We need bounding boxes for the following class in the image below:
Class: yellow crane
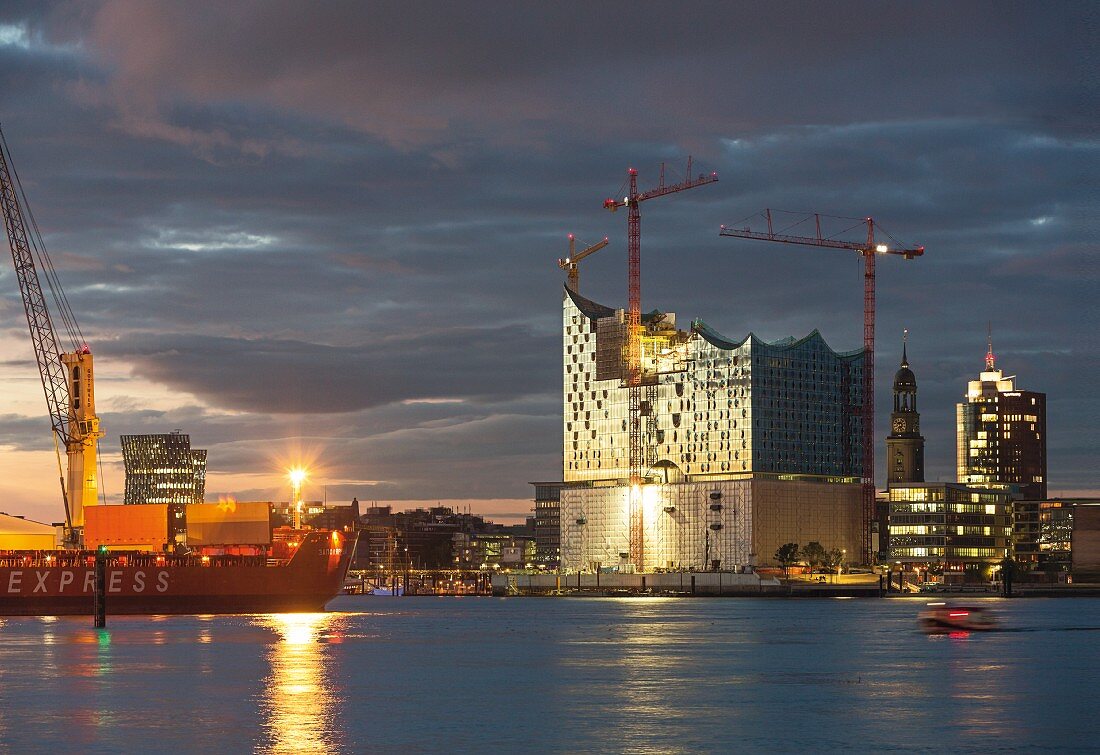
[558,234,608,292]
[0,126,103,544]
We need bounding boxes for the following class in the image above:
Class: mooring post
[93,545,108,628]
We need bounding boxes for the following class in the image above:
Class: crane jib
[0,126,102,536]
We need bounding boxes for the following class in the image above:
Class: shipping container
[84,504,169,550]
[186,501,271,546]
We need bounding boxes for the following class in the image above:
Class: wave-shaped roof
[564,285,615,320]
[693,319,864,360]
[565,285,863,359]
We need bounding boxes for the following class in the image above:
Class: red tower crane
[719,210,923,563]
[603,157,717,570]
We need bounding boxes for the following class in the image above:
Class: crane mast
[604,158,717,571]
[0,126,101,539]
[720,211,923,563]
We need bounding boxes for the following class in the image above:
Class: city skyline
[0,3,1093,525]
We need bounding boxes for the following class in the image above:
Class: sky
[0,1,1094,525]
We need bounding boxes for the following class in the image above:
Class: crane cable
[0,127,85,351]
[51,431,73,532]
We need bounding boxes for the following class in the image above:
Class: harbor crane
[0,125,102,544]
[558,234,609,292]
[603,157,717,570]
[719,210,923,563]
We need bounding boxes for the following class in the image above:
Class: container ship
[0,127,355,616]
[0,527,354,616]
[0,502,356,615]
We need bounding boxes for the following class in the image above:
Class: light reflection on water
[0,598,1095,752]
[255,613,342,755]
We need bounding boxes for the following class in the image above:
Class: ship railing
[0,552,274,569]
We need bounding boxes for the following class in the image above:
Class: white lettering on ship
[2,568,172,594]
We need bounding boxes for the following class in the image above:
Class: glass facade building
[888,482,1012,580]
[120,432,207,506]
[1038,499,1100,574]
[530,482,564,568]
[956,353,1046,500]
[561,287,864,571]
[563,287,865,485]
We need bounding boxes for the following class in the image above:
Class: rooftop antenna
[985,322,995,371]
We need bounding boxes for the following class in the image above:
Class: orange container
[84,504,168,550]
[186,501,271,546]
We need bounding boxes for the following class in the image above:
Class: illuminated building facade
[888,482,1012,580]
[530,482,564,568]
[1037,499,1100,575]
[120,432,207,506]
[560,287,864,571]
[956,344,1046,500]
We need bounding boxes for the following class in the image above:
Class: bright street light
[288,467,308,529]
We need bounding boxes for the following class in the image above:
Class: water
[0,597,1096,753]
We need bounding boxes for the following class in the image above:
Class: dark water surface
[0,596,1096,753]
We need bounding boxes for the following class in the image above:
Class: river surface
[0,596,1096,753]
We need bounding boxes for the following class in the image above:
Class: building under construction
[560,286,865,572]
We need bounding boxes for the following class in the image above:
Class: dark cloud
[98,327,556,414]
[0,2,1093,505]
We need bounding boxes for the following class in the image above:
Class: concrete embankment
[491,572,884,598]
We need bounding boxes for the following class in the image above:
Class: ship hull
[0,530,354,616]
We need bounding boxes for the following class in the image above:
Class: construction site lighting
[876,244,889,252]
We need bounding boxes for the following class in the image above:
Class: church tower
[886,330,925,483]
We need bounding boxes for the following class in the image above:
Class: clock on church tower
[886,331,925,484]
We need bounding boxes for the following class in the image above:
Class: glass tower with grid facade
[888,482,1013,581]
[956,348,1046,500]
[560,287,865,571]
[120,432,207,506]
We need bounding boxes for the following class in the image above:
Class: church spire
[902,328,909,368]
[985,322,996,371]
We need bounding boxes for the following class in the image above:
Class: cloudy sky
[0,2,1094,525]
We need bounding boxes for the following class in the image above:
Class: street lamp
[288,468,307,530]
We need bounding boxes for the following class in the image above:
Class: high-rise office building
[530,482,564,569]
[120,432,207,506]
[956,337,1046,500]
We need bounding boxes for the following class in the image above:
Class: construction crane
[603,157,717,571]
[0,125,102,544]
[558,234,609,292]
[719,210,923,563]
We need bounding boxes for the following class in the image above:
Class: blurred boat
[918,602,998,632]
